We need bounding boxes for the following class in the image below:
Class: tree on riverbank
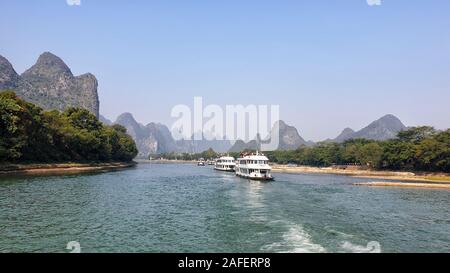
[263,128,450,173]
[154,148,219,161]
[153,127,450,173]
[0,91,138,163]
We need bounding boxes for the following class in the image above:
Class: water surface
[0,163,449,253]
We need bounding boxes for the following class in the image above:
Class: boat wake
[341,241,381,253]
[261,224,326,253]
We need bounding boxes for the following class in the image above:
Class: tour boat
[197,158,206,166]
[214,156,236,172]
[235,151,274,181]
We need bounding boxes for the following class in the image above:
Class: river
[0,163,449,253]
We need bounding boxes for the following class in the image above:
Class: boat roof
[238,155,269,160]
[218,156,235,160]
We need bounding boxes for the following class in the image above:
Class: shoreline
[140,160,450,183]
[4,160,449,189]
[354,181,450,190]
[271,164,450,183]
[135,159,197,164]
[0,162,136,176]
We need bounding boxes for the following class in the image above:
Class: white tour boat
[197,158,206,166]
[235,151,274,181]
[214,156,236,172]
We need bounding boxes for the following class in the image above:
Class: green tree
[0,91,138,163]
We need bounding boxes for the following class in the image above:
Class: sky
[1,0,449,141]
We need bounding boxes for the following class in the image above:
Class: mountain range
[110,112,233,157]
[326,114,407,142]
[108,113,406,158]
[1,52,408,158]
[228,120,311,152]
[0,52,99,116]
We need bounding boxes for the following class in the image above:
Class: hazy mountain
[145,122,178,154]
[99,115,113,125]
[114,113,176,158]
[330,114,406,142]
[228,120,309,152]
[115,114,407,156]
[0,52,99,117]
[175,136,233,154]
[276,120,308,150]
[114,113,232,157]
[0,55,20,90]
[328,128,356,143]
[228,134,262,153]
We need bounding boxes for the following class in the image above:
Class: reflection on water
[245,181,265,209]
[0,163,449,253]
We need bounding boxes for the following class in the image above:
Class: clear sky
[1,0,449,141]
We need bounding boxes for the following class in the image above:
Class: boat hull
[214,167,235,172]
[236,173,274,181]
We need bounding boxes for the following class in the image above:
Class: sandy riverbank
[271,165,450,183]
[354,181,450,190]
[0,162,136,176]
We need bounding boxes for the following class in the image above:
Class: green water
[0,163,449,253]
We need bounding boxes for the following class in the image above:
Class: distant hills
[101,113,408,158]
[327,114,406,142]
[0,52,99,117]
[105,114,316,157]
[114,113,178,158]
[331,128,355,143]
[228,120,310,152]
[228,136,262,153]
[111,112,232,158]
[229,115,407,154]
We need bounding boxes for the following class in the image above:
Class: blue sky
[1,0,449,141]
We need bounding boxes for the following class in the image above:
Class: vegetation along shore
[0,91,138,172]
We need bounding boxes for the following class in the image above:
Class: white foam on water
[341,241,381,253]
[261,224,326,253]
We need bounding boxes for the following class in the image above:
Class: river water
[0,163,449,253]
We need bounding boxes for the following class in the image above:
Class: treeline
[0,91,138,163]
[154,148,218,161]
[265,127,450,172]
[154,127,450,173]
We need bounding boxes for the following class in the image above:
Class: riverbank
[271,164,450,183]
[137,160,450,184]
[136,159,197,164]
[0,162,136,176]
[354,181,450,190]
